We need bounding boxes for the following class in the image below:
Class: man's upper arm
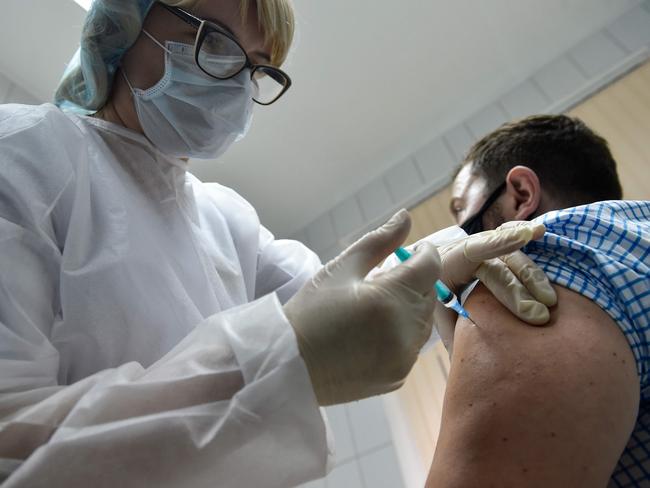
[427,284,640,487]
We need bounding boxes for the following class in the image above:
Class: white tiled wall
[346,397,393,453]
[297,396,404,488]
[385,157,423,206]
[533,56,588,101]
[500,79,550,120]
[570,31,627,78]
[465,103,509,140]
[358,445,405,488]
[413,137,455,183]
[607,3,650,52]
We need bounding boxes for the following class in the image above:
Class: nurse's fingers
[500,251,557,306]
[376,242,441,297]
[322,209,411,283]
[476,258,551,325]
[464,222,546,262]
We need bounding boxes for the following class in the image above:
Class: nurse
[0,0,556,486]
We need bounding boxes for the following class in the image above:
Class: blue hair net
[54,0,156,114]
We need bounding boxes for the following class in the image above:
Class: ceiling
[0,0,640,237]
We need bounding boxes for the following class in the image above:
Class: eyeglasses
[159,3,291,106]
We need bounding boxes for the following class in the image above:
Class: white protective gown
[0,103,332,487]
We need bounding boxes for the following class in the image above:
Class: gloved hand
[284,209,440,406]
[433,220,557,352]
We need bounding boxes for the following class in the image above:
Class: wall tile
[331,196,365,239]
[500,79,550,119]
[607,4,650,52]
[290,229,310,247]
[346,397,392,454]
[325,461,364,488]
[413,136,456,183]
[325,405,357,464]
[305,213,337,254]
[296,477,326,488]
[443,124,474,161]
[384,157,424,205]
[359,445,405,488]
[466,103,509,139]
[570,31,627,77]
[533,56,587,101]
[357,178,393,223]
[317,241,341,263]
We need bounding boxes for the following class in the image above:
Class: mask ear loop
[120,30,172,98]
[142,29,172,54]
[460,181,508,235]
[121,69,135,93]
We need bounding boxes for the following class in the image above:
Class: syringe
[394,247,475,325]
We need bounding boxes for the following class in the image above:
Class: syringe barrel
[434,280,453,302]
[442,293,461,309]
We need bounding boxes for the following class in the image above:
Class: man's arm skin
[426,285,640,487]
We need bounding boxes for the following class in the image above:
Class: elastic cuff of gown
[218,293,334,480]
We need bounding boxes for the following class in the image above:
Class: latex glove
[434,221,557,352]
[284,209,440,406]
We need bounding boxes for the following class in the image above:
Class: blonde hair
[55,0,295,114]
[164,0,295,67]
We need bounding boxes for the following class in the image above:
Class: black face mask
[460,182,507,235]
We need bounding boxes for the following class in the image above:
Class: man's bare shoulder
[427,284,639,487]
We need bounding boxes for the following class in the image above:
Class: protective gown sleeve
[254,225,322,304]
[0,218,330,488]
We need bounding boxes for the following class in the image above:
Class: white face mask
[123,30,254,160]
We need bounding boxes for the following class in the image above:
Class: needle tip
[460,311,477,326]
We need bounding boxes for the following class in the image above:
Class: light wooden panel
[392,60,650,475]
[405,186,456,246]
[568,61,650,200]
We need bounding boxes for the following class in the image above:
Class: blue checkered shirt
[523,200,650,487]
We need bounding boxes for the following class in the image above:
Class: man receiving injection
[382,220,555,351]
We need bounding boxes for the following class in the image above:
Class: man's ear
[504,166,541,220]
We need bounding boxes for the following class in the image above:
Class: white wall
[0,71,41,105]
[293,1,650,263]
[298,397,405,488]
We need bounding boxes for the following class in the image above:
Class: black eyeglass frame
[158,2,292,106]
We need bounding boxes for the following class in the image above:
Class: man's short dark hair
[464,114,623,206]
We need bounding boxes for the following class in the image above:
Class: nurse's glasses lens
[252,66,290,105]
[197,30,247,78]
